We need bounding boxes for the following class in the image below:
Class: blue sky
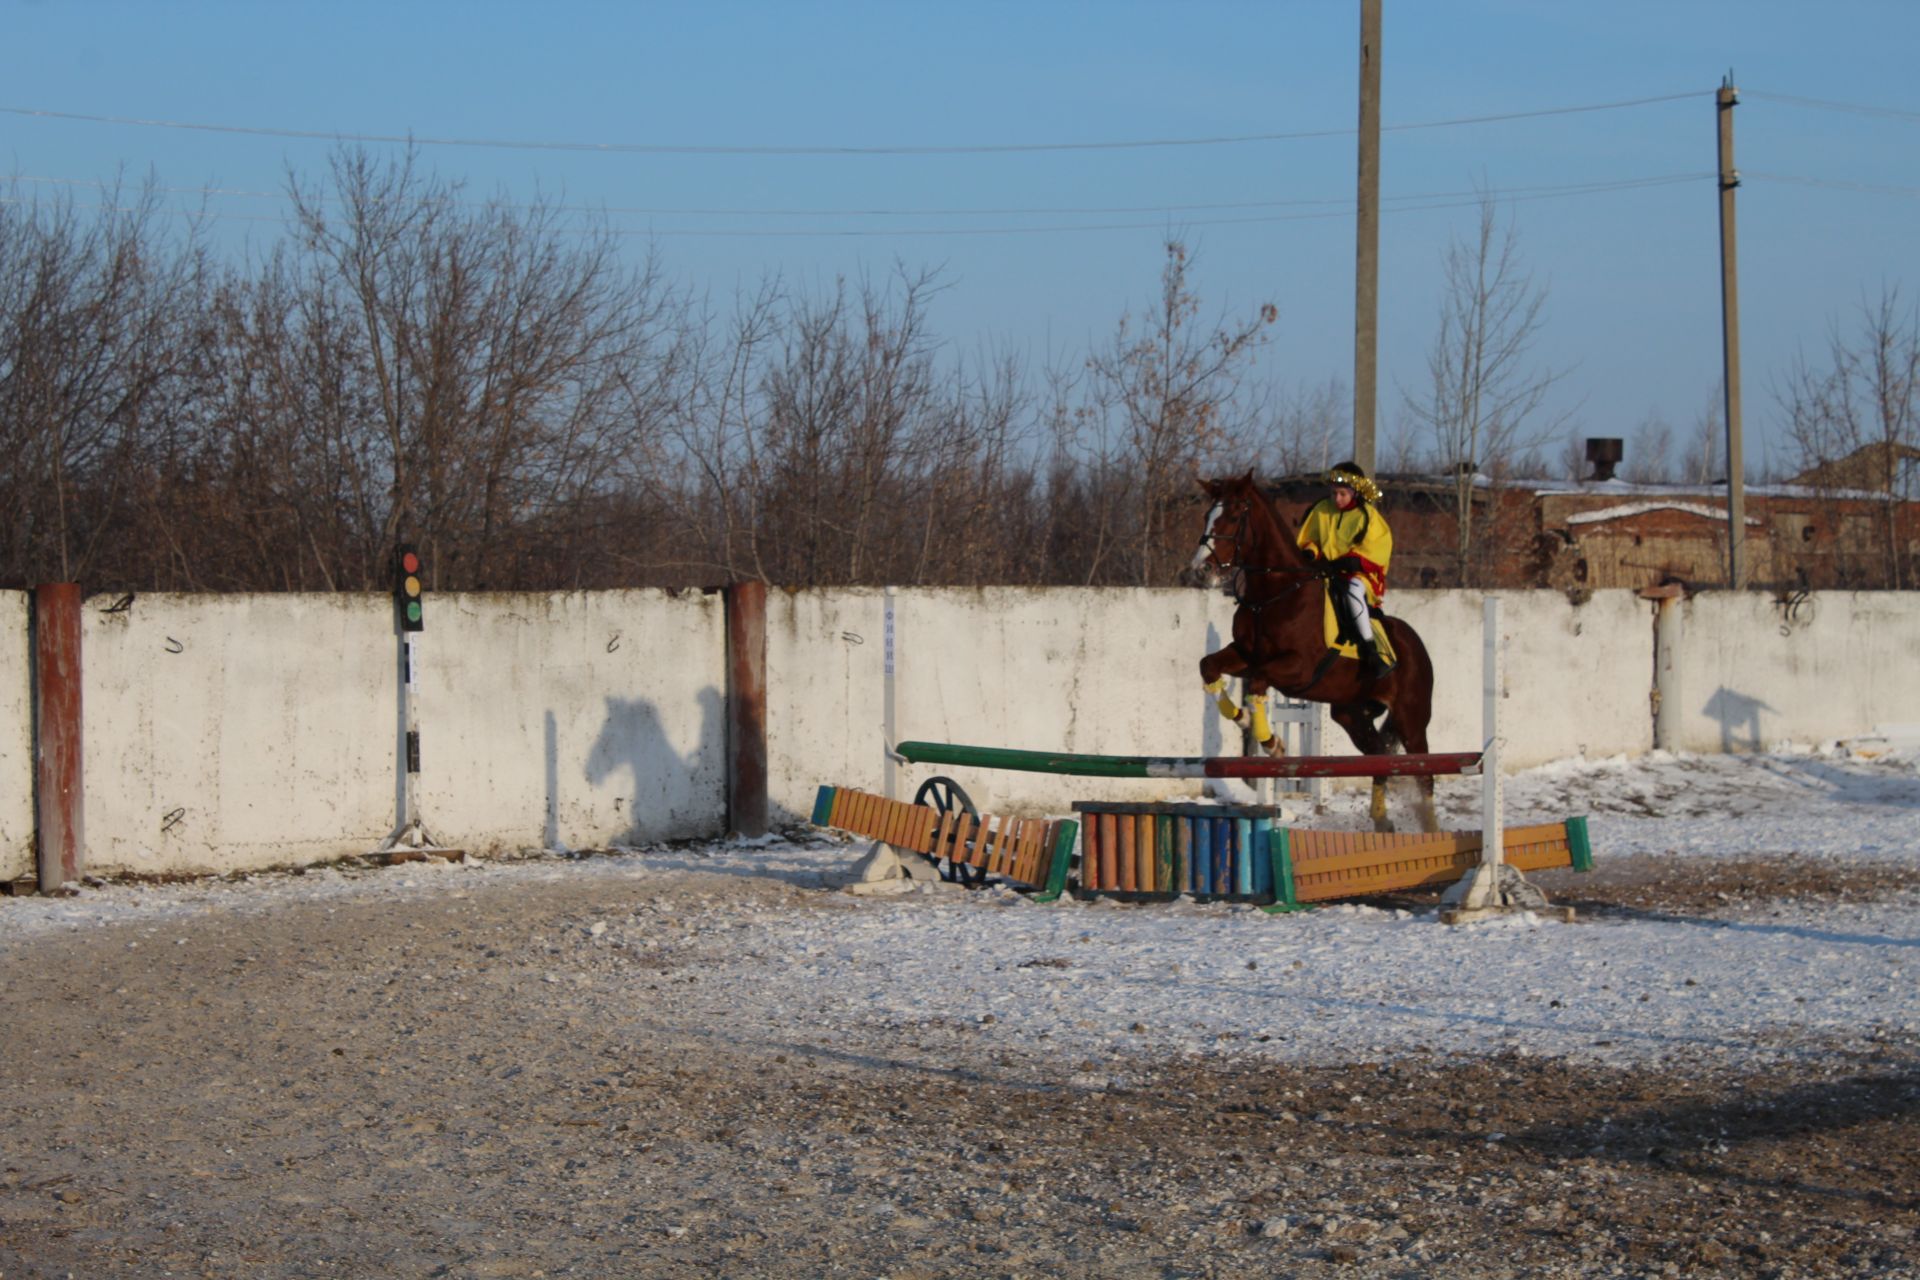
[4,1,1916,474]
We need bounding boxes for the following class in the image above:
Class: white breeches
[1341,576,1375,641]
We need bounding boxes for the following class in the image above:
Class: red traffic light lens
[401,551,421,574]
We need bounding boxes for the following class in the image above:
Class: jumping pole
[1439,596,1561,923]
[892,742,1482,781]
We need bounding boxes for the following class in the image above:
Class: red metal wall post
[32,584,84,890]
[724,580,769,837]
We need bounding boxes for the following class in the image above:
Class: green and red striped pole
[893,741,1481,780]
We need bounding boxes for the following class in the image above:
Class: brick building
[1261,442,1920,591]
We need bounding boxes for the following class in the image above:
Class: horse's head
[1187,471,1264,588]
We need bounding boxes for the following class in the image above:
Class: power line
[1745,90,1920,122]
[1746,171,1920,197]
[2,170,1711,220]
[0,91,1707,157]
[0,173,1711,239]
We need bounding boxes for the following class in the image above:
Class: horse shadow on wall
[553,687,726,848]
[1703,686,1776,753]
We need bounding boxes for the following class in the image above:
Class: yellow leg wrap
[1250,698,1271,744]
[1205,677,1240,721]
[1370,783,1388,822]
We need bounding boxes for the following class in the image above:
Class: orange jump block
[810,785,1076,896]
[1278,820,1590,906]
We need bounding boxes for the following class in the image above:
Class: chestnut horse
[1189,473,1439,832]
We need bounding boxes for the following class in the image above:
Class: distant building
[1262,440,1920,591]
[1788,441,1920,495]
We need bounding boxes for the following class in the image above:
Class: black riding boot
[1356,637,1390,681]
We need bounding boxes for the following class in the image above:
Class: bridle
[1195,496,1320,609]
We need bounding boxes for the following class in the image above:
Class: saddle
[1319,586,1397,667]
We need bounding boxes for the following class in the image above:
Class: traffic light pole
[373,545,461,863]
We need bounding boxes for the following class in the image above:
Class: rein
[1198,502,1320,611]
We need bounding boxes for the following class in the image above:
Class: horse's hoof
[1371,816,1395,834]
[1262,738,1287,759]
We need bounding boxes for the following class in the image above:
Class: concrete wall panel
[1394,589,1654,769]
[81,589,728,877]
[424,590,727,854]
[1672,591,1920,752]
[768,586,1268,818]
[85,593,397,876]
[0,593,30,880]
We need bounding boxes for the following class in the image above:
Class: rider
[1297,461,1394,680]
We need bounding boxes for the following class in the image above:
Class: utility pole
[1717,73,1747,587]
[1353,0,1382,473]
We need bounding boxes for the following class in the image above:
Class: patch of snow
[1565,501,1762,526]
[2,747,1914,1074]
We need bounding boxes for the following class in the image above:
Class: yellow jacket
[1296,499,1392,600]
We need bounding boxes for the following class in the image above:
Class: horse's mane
[1212,473,1309,570]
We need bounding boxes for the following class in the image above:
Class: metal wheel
[914,775,986,886]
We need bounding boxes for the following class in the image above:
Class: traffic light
[393,543,425,632]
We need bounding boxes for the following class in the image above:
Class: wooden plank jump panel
[1282,820,1588,903]
[811,786,1075,894]
[1072,802,1591,908]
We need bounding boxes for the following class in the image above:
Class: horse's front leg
[1243,676,1283,757]
[1199,645,1252,732]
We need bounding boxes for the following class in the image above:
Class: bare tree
[1081,241,1276,584]
[0,179,211,587]
[285,148,679,589]
[1776,284,1919,587]
[1625,412,1674,484]
[1403,195,1572,583]
[1680,384,1725,485]
[1260,376,1351,476]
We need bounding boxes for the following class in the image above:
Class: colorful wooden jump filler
[811,599,1590,919]
[1069,802,1589,910]
[811,783,1076,900]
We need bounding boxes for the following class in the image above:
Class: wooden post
[1717,76,1747,587]
[1353,0,1383,473]
[33,584,84,890]
[725,580,769,837]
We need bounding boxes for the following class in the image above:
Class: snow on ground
[3,745,1916,1075]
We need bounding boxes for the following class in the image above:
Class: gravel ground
[2,850,1917,1279]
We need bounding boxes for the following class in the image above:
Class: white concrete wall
[426,590,727,855]
[766,587,1658,819]
[764,587,1245,821]
[85,593,398,876]
[1395,589,1654,770]
[0,593,30,881]
[82,590,726,877]
[11,584,1909,880]
[1668,591,1920,752]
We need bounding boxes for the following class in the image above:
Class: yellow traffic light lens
[404,575,422,598]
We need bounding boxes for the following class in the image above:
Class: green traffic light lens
[406,601,423,623]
